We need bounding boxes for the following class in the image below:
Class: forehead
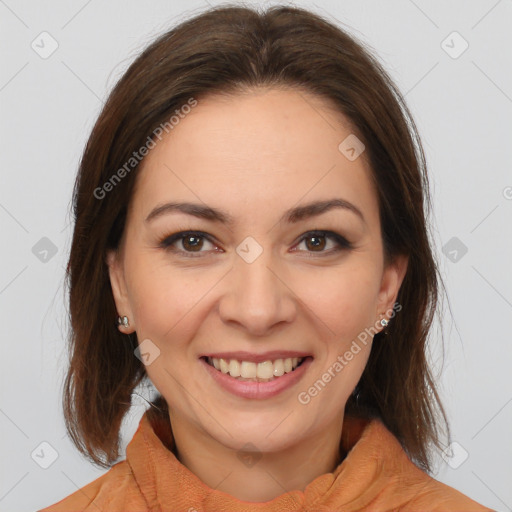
[130,87,379,228]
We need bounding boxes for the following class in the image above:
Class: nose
[218,249,296,336]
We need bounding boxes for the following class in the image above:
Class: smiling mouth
[202,356,309,382]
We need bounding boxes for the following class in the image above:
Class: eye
[159,231,220,258]
[293,230,353,256]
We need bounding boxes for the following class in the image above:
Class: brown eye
[295,230,353,255]
[159,231,218,257]
[304,234,327,251]
[182,234,205,252]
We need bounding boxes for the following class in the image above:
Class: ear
[106,249,135,333]
[375,253,408,326]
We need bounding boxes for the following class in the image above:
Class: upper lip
[200,351,312,363]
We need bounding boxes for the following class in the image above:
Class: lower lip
[200,357,313,400]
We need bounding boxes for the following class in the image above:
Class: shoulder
[342,415,494,511]
[38,460,147,512]
[384,443,494,512]
[387,440,494,510]
[398,472,495,511]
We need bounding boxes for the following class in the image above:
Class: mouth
[201,355,311,383]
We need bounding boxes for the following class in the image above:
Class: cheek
[125,258,187,338]
[293,262,381,339]
[125,263,206,393]
[126,258,222,348]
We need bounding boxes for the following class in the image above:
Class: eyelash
[158,230,353,258]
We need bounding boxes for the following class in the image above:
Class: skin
[107,86,408,502]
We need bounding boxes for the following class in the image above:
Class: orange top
[40,411,493,511]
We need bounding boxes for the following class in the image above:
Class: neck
[168,411,346,502]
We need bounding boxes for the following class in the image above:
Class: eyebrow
[145,198,365,225]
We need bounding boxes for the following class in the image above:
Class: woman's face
[108,87,407,455]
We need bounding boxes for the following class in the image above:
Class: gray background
[1,0,511,510]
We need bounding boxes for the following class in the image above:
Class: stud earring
[117,315,130,328]
[380,318,389,327]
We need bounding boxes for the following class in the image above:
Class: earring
[117,315,130,328]
[380,318,389,327]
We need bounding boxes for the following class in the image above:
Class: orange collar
[125,411,421,511]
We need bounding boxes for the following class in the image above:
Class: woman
[40,4,493,511]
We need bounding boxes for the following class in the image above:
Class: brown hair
[64,4,450,472]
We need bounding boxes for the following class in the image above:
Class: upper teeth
[208,357,303,378]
